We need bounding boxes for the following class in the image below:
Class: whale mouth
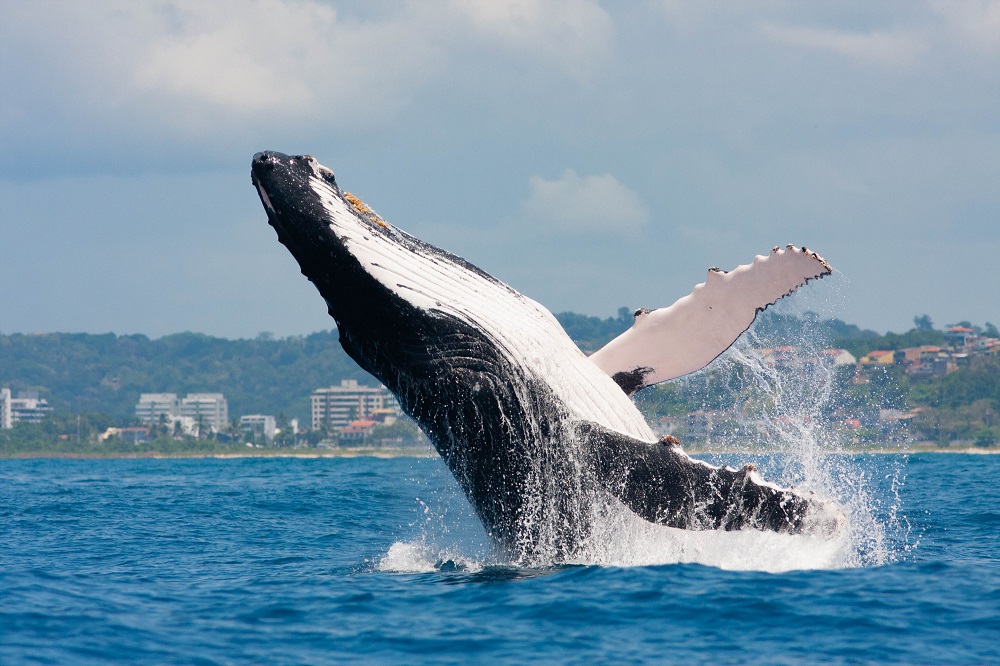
[252,151,388,237]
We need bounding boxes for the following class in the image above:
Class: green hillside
[0,330,366,423]
[2,310,998,446]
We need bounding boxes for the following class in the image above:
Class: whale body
[251,151,839,563]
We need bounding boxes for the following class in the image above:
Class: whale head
[251,151,516,330]
[251,151,391,321]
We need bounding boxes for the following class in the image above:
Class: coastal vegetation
[2,311,998,453]
[0,330,367,423]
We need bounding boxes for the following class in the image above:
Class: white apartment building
[179,393,229,433]
[135,393,180,424]
[136,392,229,433]
[1,389,54,428]
[240,414,277,442]
[10,391,53,424]
[311,380,397,432]
[1,388,11,429]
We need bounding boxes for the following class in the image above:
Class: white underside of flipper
[589,245,832,394]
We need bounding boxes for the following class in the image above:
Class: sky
[1,1,998,339]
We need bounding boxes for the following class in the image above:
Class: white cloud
[522,169,649,235]
[759,23,927,67]
[129,1,454,124]
[0,0,622,174]
[0,0,446,138]
[450,0,614,80]
[932,0,1000,55]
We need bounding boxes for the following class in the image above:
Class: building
[820,349,857,366]
[135,392,228,434]
[901,346,951,378]
[311,379,398,432]
[760,346,799,369]
[1,388,11,429]
[757,346,856,369]
[339,419,378,444]
[859,350,898,366]
[135,393,180,424]
[99,427,151,444]
[685,411,713,443]
[169,416,199,437]
[8,391,52,424]
[944,326,977,348]
[179,393,229,433]
[240,414,277,442]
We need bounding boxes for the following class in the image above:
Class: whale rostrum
[251,151,843,563]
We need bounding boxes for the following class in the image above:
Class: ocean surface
[1,452,997,664]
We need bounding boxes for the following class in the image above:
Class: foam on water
[378,540,487,574]
[379,520,848,574]
[380,484,853,574]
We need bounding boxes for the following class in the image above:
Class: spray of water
[380,283,910,574]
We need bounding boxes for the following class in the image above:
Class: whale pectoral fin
[588,245,832,395]
[579,422,818,534]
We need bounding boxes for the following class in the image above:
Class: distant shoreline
[1,445,996,460]
[0,447,438,460]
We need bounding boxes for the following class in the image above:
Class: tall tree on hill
[913,314,934,331]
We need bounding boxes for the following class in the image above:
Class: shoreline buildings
[0,388,9,429]
[135,392,229,434]
[311,380,399,432]
[0,389,53,429]
[240,414,278,443]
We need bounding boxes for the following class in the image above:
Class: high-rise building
[240,414,277,442]
[1,389,53,428]
[9,391,52,424]
[179,393,229,433]
[311,380,398,432]
[135,393,180,424]
[135,392,228,434]
[0,388,11,429]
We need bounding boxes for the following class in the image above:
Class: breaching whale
[251,151,841,563]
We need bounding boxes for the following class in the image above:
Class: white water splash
[380,286,908,574]
[380,510,850,574]
[573,507,849,572]
[378,540,487,574]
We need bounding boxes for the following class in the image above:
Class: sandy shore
[0,447,438,460]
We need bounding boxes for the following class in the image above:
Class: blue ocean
[1,452,997,665]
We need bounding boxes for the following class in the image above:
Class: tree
[974,428,997,448]
[913,314,934,331]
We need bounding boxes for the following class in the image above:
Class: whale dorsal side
[589,245,832,395]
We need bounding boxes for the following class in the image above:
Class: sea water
[1,453,997,664]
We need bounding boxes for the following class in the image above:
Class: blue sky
[1,1,998,339]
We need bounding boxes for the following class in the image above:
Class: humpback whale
[251,151,841,563]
